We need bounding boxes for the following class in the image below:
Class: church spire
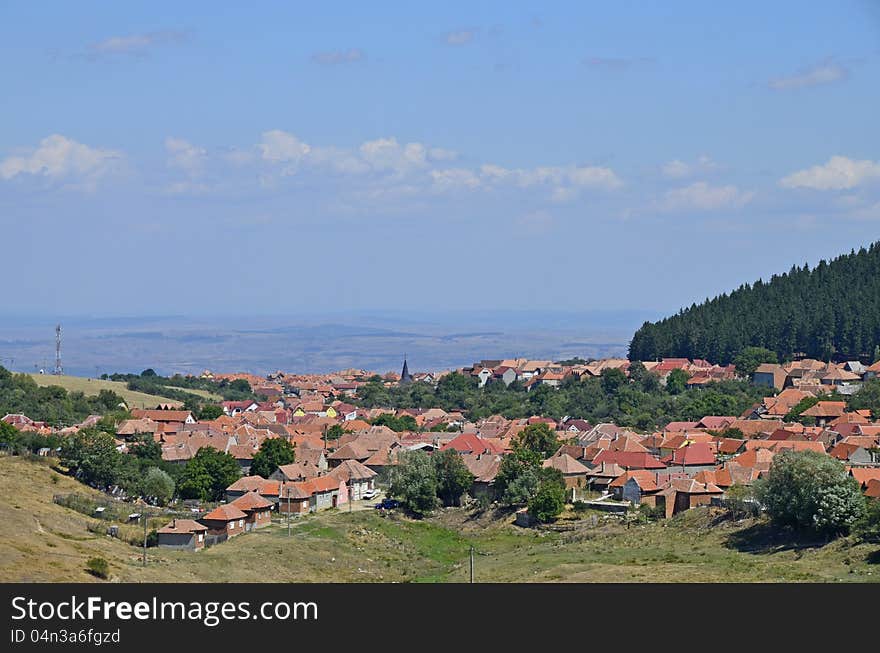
[400,355,412,385]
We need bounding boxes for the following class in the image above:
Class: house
[562,419,592,433]
[230,491,274,530]
[849,468,880,490]
[277,476,348,515]
[157,519,208,551]
[830,443,876,466]
[864,360,880,380]
[222,400,259,416]
[752,364,788,390]
[327,441,372,466]
[225,475,268,502]
[276,482,311,516]
[609,470,660,505]
[494,367,520,387]
[695,416,737,431]
[199,504,248,540]
[115,418,159,440]
[227,443,258,474]
[441,433,506,456]
[295,447,329,473]
[542,453,590,489]
[716,438,745,458]
[800,401,847,426]
[271,462,319,482]
[130,409,196,425]
[475,367,493,388]
[693,468,734,490]
[591,450,666,471]
[660,442,717,476]
[460,453,503,502]
[327,459,378,500]
[585,462,626,492]
[657,478,724,518]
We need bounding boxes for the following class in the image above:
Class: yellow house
[325,406,337,419]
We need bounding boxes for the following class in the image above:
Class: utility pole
[54,324,63,376]
[469,545,475,583]
[142,512,148,567]
[287,487,291,537]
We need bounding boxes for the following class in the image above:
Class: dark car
[374,498,400,510]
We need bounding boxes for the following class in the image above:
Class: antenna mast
[54,324,63,375]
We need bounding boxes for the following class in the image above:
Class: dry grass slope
[25,374,220,409]
[1,456,878,583]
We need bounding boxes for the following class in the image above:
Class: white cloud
[661,155,717,179]
[768,60,848,90]
[418,161,623,200]
[258,130,311,165]
[359,138,428,175]
[428,147,458,162]
[239,130,622,202]
[0,134,123,189]
[307,146,371,175]
[779,155,880,190]
[85,30,189,58]
[476,163,622,195]
[446,30,476,46]
[310,49,366,65]
[430,168,481,192]
[165,137,206,175]
[659,182,754,211]
[567,166,623,190]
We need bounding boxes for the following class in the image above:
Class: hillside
[1,456,877,583]
[628,242,880,364]
[26,374,190,410]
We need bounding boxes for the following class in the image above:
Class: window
[198,534,203,542]
[239,519,244,527]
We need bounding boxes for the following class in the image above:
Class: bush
[528,480,566,523]
[86,557,109,579]
[388,450,438,517]
[638,503,665,520]
[854,499,880,543]
[754,450,865,535]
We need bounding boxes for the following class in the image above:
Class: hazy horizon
[0,309,652,378]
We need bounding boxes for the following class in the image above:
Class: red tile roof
[591,450,666,469]
[158,519,207,534]
[202,504,247,521]
[661,442,716,466]
[231,491,274,511]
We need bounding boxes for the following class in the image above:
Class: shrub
[754,450,865,535]
[86,557,109,579]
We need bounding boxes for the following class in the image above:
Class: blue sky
[2,1,879,318]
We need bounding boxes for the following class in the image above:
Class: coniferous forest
[628,242,880,364]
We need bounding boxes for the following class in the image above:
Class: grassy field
[1,455,878,583]
[25,373,221,409]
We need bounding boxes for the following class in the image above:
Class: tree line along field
[1,456,878,583]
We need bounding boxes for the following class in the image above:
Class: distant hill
[628,242,880,365]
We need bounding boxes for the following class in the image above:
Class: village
[4,354,879,553]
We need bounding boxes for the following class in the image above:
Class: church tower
[400,356,413,385]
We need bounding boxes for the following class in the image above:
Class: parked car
[374,498,400,510]
[362,488,379,500]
